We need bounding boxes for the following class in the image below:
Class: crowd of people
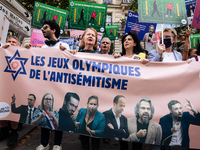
[0,20,200,150]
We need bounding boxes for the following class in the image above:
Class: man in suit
[59,92,80,132]
[126,97,162,146]
[103,95,129,150]
[11,94,36,124]
[159,99,200,148]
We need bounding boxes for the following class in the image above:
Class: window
[103,0,112,4]
[106,14,112,25]
[123,0,133,4]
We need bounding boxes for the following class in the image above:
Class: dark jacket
[103,109,129,140]
[159,112,200,148]
[11,103,36,124]
[59,108,76,132]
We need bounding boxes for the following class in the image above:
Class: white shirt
[111,109,121,140]
[169,117,183,146]
[42,41,70,50]
[163,52,176,62]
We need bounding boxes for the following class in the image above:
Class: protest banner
[191,0,200,28]
[31,1,68,34]
[138,0,188,25]
[103,25,119,40]
[30,29,45,47]
[68,0,107,33]
[124,11,157,41]
[190,34,200,48]
[0,47,200,149]
[185,0,196,24]
[0,12,9,46]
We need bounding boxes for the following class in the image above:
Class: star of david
[4,50,28,81]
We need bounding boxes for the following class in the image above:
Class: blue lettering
[72,59,79,70]
[129,67,134,76]
[113,65,120,75]
[29,69,35,78]
[102,63,108,73]
[52,57,57,68]
[135,67,141,77]
[43,70,48,81]
[121,79,128,90]
[112,78,121,89]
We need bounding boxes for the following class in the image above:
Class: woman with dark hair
[75,95,105,150]
[114,31,148,63]
[121,31,145,59]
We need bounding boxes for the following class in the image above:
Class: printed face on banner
[87,99,98,113]
[28,95,36,107]
[138,101,151,124]
[66,97,79,115]
[43,94,53,109]
[68,0,107,33]
[31,1,68,35]
[138,0,188,25]
[114,97,126,115]
[170,103,183,120]
[124,11,157,41]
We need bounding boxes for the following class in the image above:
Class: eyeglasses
[102,42,110,44]
[28,98,35,101]
[42,25,49,30]
[44,98,52,101]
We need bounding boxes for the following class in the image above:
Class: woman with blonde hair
[32,92,59,150]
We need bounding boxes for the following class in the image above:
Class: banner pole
[188,25,191,49]
[162,24,164,44]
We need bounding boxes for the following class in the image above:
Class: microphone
[49,105,53,120]
[49,105,52,111]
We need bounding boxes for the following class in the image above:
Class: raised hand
[185,99,197,114]
[11,94,16,103]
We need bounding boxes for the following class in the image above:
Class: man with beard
[159,99,200,148]
[59,92,80,132]
[103,95,129,150]
[100,37,111,54]
[143,25,155,43]
[126,97,162,145]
